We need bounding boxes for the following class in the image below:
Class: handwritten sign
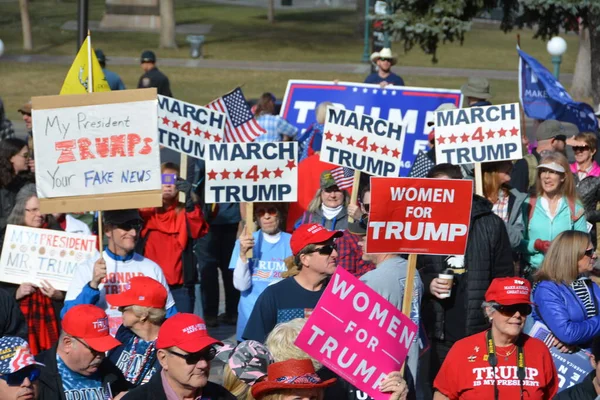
[295,268,418,400]
[367,177,473,255]
[205,142,298,203]
[320,107,406,176]
[0,225,97,291]
[158,95,226,159]
[32,89,162,213]
[435,103,522,165]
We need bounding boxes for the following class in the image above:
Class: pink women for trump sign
[295,268,418,400]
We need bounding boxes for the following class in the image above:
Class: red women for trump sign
[366,177,473,255]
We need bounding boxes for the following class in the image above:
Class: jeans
[169,285,195,314]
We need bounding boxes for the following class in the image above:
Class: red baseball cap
[156,313,223,353]
[106,276,167,309]
[485,277,534,306]
[290,223,343,255]
[62,305,121,352]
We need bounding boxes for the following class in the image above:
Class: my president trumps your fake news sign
[320,107,406,177]
[366,177,473,255]
[435,103,522,165]
[32,89,162,213]
[205,142,298,203]
[295,267,418,400]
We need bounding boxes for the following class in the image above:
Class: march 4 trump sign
[295,268,418,400]
[435,103,522,165]
[367,177,473,255]
[158,95,226,159]
[321,107,406,177]
[205,142,298,203]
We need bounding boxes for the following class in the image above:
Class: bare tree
[268,0,275,23]
[571,27,592,100]
[19,0,33,50]
[159,0,177,48]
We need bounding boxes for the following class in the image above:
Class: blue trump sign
[279,80,463,176]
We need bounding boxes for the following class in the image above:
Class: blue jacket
[521,196,587,269]
[532,279,600,347]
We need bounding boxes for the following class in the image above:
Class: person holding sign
[295,171,349,231]
[521,152,587,275]
[554,338,600,400]
[242,223,342,343]
[229,203,292,342]
[433,277,558,400]
[137,162,209,314]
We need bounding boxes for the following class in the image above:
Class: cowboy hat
[251,359,336,398]
[370,48,397,66]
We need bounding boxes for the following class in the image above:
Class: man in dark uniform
[137,50,173,97]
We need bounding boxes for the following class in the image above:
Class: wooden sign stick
[179,154,188,203]
[97,211,104,250]
[347,170,361,223]
[245,202,256,259]
[474,163,484,197]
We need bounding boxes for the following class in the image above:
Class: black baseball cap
[95,49,106,63]
[103,209,143,225]
[140,50,156,63]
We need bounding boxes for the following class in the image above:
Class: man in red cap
[105,276,168,387]
[122,313,235,400]
[242,223,342,342]
[36,305,130,400]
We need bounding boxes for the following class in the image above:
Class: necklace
[496,345,517,361]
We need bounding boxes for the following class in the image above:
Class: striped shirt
[571,278,596,318]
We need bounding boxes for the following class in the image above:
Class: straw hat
[370,48,397,66]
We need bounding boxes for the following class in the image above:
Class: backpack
[524,153,538,191]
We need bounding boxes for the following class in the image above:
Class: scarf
[321,204,342,220]
[19,291,59,355]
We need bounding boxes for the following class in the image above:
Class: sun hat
[370,48,397,66]
[290,223,343,255]
[156,313,223,353]
[460,77,492,100]
[536,162,566,174]
[105,276,167,309]
[485,277,533,306]
[216,340,274,386]
[62,305,122,352]
[0,337,44,374]
[251,359,336,398]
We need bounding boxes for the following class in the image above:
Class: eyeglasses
[323,186,341,193]
[585,248,596,258]
[18,152,30,159]
[363,204,370,212]
[116,221,143,232]
[0,366,40,386]
[306,243,337,256]
[25,208,41,214]
[256,207,278,218]
[379,58,392,62]
[573,146,591,152]
[72,337,103,357]
[492,304,532,317]
[167,347,216,364]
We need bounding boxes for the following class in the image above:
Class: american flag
[207,88,266,143]
[0,337,38,374]
[331,166,354,190]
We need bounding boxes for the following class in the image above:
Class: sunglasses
[116,221,143,232]
[492,304,532,317]
[552,135,567,142]
[73,337,103,357]
[0,366,40,386]
[585,248,596,258]
[379,58,393,62]
[306,243,337,256]
[573,146,591,152]
[256,207,278,218]
[167,347,216,364]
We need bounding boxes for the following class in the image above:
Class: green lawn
[0,61,518,122]
[0,0,578,71]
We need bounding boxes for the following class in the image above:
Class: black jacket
[554,371,597,399]
[122,370,235,400]
[137,67,172,97]
[0,286,27,339]
[419,195,514,341]
[36,344,130,400]
[576,175,600,247]
[0,173,34,246]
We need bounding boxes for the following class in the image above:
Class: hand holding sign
[380,372,408,400]
[91,257,107,289]
[39,280,64,301]
[15,283,37,301]
[239,233,255,263]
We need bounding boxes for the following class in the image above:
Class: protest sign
[320,107,406,177]
[280,80,462,175]
[205,142,298,203]
[0,225,97,291]
[434,102,523,165]
[157,95,226,159]
[32,89,162,213]
[527,321,592,392]
[367,177,473,255]
[295,267,418,400]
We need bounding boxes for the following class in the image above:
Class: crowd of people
[2,46,600,400]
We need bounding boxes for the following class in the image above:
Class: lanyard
[486,329,526,400]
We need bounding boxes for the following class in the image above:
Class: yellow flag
[60,37,111,94]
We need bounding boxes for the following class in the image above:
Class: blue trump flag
[279,80,462,176]
[518,48,598,133]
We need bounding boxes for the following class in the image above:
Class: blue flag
[518,48,598,133]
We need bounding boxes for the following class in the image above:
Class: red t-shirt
[434,331,558,400]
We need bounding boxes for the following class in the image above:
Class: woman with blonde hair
[295,171,350,231]
[532,230,600,348]
[521,151,587,274]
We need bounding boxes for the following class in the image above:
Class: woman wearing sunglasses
[434,277,558,400]
[0,337,43,400]
[532,230,600,350]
